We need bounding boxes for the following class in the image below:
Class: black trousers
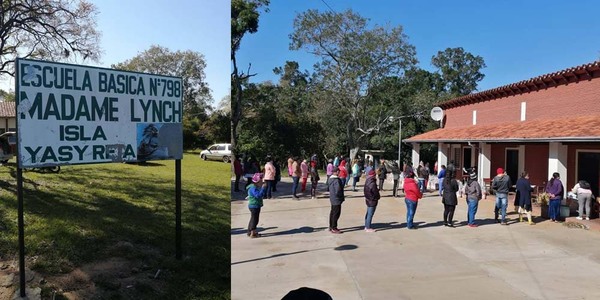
[393,179,399,196]
[443,204,456,224]
[329,205,342,230]
[379,178,385,191]
[248,207,261,231]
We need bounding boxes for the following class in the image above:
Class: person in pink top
[300,159,309,192]
[287,156,294,177]
[263,155,276,199]
[326,158,334,181]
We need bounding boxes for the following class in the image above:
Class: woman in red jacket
[338,159,349,187]
[404,171,423,229]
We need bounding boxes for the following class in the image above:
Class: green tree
[231,0,269,161]
[0,0,101,76]
[0,89,15,102]
[112,45,212,117]
[431,47,486,96]
[290,9,417,154]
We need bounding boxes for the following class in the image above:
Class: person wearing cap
[492,167,511,225]
[327,166,345,234]
[363,169,380,232]
[545,172,564,223]
[464,172,482,227]
[263,156,276,199]
[442,169,459,227]
[404,170,423,229]
[247,173,266,238]
[516,172,535,225]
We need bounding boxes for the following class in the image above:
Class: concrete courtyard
[231,176,600,300]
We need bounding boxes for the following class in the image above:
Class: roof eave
[404,137,600,143]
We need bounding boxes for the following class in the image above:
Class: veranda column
[479,142,491,193]
[437,142,448,170]
[548,142,568,190]
[411,143,420,169]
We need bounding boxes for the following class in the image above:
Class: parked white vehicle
[200,143,232,163]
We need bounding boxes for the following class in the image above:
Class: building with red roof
[406,61,600,195]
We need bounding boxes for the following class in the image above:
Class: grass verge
[0,151,230,299]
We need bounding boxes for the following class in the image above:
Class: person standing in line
[391,162,400,198]
[424,162,431,191]
[465,172,482,227]
[351,159,360,192]
[326,158,334,181]
[233,156,243,192]
[273,157,281,192]
[244,157,257,189]
[404,171,423,230]
[377,159,387,191]
[327,167,345,234]
[442,170,459,227]
[310,161,320,199]
[364,161,373,177]
[416,161,426,193]
[516,172,535,225]
[333,154,341,167]
[338,159,348,187]
[437,165,446,197]
[545,172,564,223]
[345,157,352,186]
[363,169,380,232]
[291,157,301,199]
[492,168,511,225]
[287,155,294,177]
[247,173,266,238]
[301,159,309,193]
[263,156,276,199]
[572,179,593,220]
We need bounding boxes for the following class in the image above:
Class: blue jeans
[495,193,508,222]
[467,197,478,225]
[365,206,377,229]
[549,198,561,220]
[291,176,300,196]
[417,178,425,192]
[265,180,273,198]
[340,177,347,187]
[405,199,418,228]
[352,176,360,190]
[438,178,444,196]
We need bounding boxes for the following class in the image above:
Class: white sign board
[16,58,183,167]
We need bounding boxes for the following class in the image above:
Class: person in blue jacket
[247,173,266,238]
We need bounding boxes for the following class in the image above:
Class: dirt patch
[1,242,168,299]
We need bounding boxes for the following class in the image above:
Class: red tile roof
[406,115,600,143]
[0,102,15,117]
[439,61,600,109]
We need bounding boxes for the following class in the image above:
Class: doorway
[506,149,519,183]
[577,151,600,196]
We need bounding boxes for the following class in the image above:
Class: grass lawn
[0,151,231,299]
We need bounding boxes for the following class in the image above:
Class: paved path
[231,177,600,300]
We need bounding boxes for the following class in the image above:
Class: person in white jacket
[572,180,594,220]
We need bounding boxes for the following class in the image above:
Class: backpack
[579,180,591,190]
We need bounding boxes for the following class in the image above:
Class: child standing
[247,173,266,238]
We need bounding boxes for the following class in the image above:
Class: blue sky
[2,0,230,108]
[237,0,600,92]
